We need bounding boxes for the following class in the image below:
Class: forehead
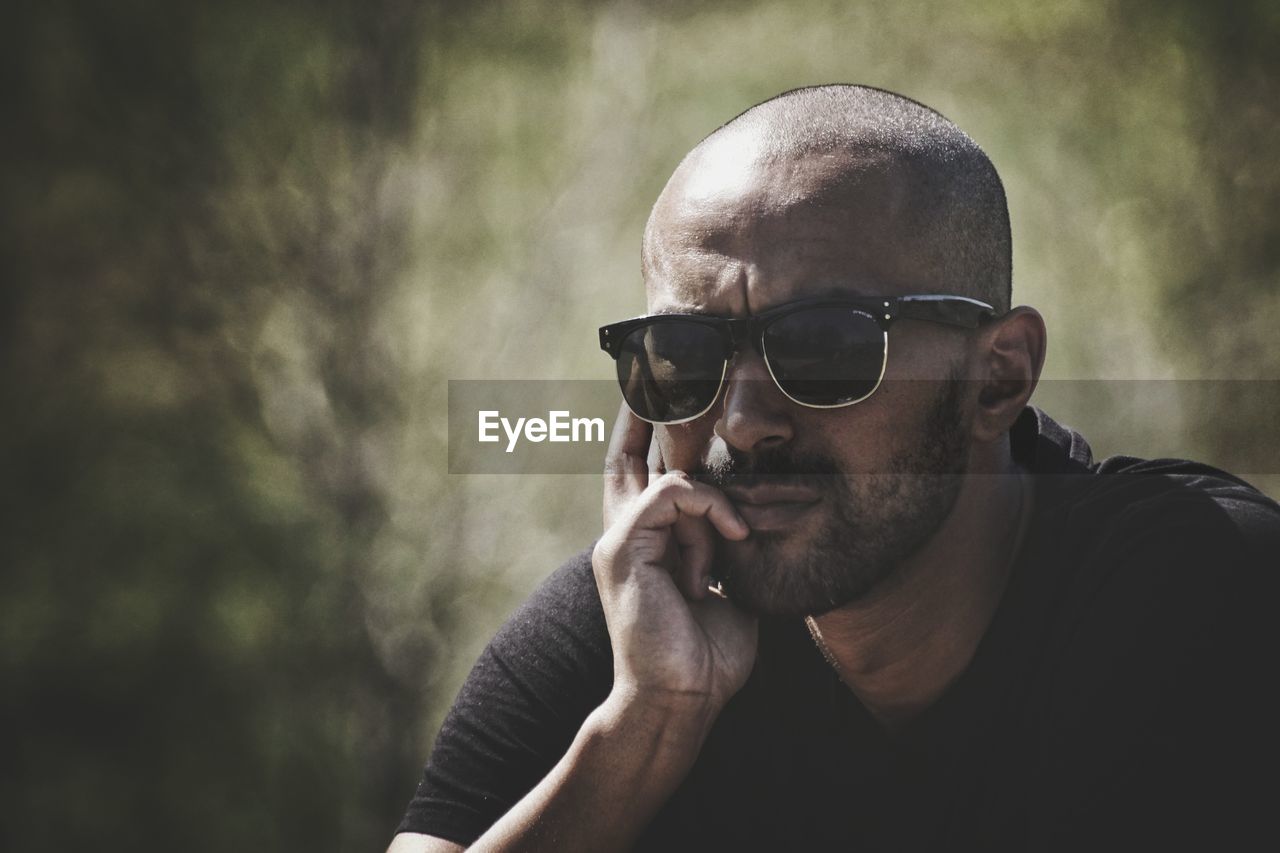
[645,145,939,316]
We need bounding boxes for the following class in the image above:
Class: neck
[806,450,1032,730]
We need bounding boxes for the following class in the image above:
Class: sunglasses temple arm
[896,298,995,328]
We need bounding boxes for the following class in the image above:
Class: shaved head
[643,85,1012,313]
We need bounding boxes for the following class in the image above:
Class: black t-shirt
[398,407,1279,850]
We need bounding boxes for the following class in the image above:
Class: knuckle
[592,531,619,564]
[654,471,692,495]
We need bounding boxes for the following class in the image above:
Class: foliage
[4,1,1277,849]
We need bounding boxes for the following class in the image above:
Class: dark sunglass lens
[616,321,725,422]
[763,308,886,406]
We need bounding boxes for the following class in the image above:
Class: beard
[693,378,970,618]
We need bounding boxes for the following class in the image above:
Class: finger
[630,472,750,541]
[647,432,666,481]
[604,401,652,501]
[673,514,714,600]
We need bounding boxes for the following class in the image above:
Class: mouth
[723,483,823,533]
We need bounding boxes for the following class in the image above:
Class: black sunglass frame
[598,294,998,422]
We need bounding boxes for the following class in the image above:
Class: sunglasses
[599,294,997,424]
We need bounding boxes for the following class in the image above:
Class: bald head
[643,85,1012,313]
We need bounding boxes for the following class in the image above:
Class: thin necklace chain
[804,469,1032,687]
[805,613,851,687]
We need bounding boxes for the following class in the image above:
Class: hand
[592,404,759,717]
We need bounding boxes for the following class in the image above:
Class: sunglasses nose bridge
[719,335,783,408]
[715,316,782,405]
[721,318,747,356]
[721,317,763,359]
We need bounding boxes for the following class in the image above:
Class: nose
[713,349,796,453]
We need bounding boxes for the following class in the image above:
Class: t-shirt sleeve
[1029,476,1280,850]
[396,548,614,845]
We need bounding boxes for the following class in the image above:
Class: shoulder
[995,410,1277,841]
[438,545,612,737]
[1050,455,1280,577]
[440,545,610,721]
[1033,457,1278,696]
[1019,403,1280,552]
[481,545,612,704]
[1024,463,1278,844]
[396,547,611,844]
[1031,457,1278,715]
[511,545,605,630]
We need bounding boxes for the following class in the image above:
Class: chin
[714,526,890,619]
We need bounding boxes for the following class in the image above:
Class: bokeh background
[5,0,1278,850]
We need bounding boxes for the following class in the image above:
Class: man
[391,85,1278,851]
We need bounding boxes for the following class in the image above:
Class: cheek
[658,420,716,472]
[791,386,918,472]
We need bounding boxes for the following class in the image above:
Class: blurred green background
[4,0,1278,850]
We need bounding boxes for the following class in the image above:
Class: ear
[971,307,1047,443]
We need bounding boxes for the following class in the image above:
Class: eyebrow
[648,292,885,319]
[651,305,717,317]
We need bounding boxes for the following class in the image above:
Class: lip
[724,484,822,532]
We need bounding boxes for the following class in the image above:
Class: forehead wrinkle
[643,143,935,316]
[660,152,913,260]
[646,248,751,315]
